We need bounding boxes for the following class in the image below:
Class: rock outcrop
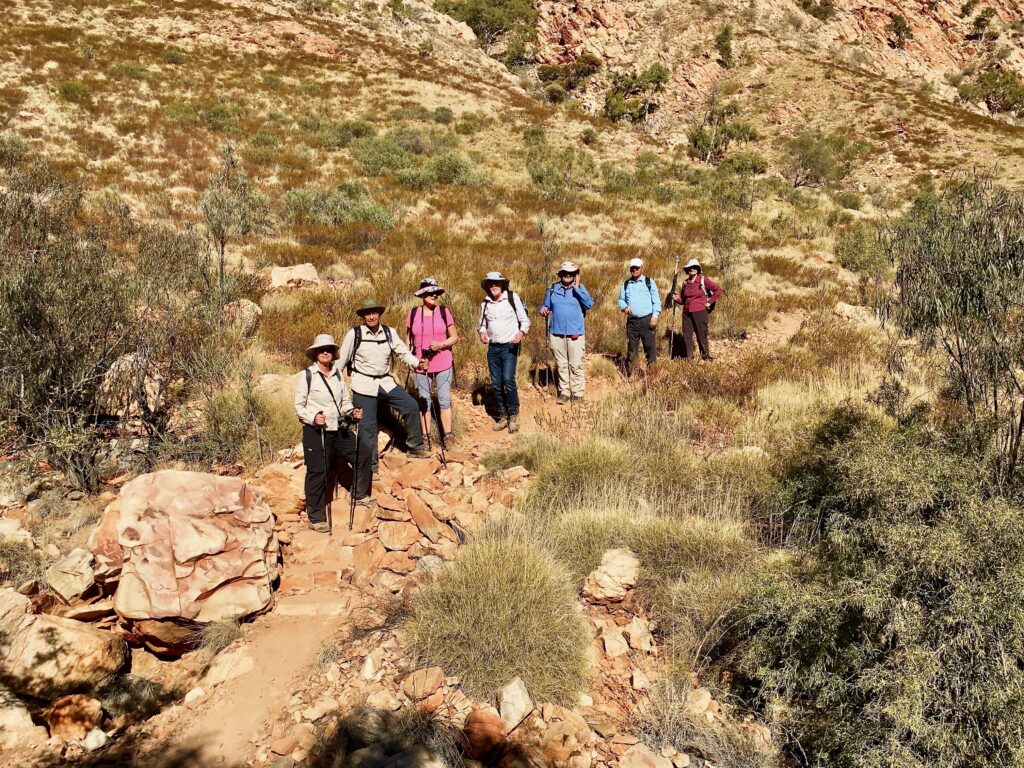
[0,589,126,699]
[583,548,639,603]
[90,470,280,653]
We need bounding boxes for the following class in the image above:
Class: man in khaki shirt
[339,299,429,478]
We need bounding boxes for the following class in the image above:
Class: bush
[0,539,50,586]
[799,0,836,21]
[736,403,1024,767]
[834,219,885,275]
[886,14,913,48]
[282,183,395,229]
[433,106,454,125]
[197,619,241,656]
[526,141,596,199]
[715,25,734,68]
[0,131,30,169]
[404,536,589,704]
[687,97,757,163]
[312,119,376,149]
[957,68,1024,116]
[784,130,863,188]
[434,0,536,46]
[395,151,480,188]
[349,134,419,176]
[603,63,670,122]
[537,54,601,93]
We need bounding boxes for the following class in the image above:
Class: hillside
[2,0,1024,767]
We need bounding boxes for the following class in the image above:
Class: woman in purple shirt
[406,279,460,442]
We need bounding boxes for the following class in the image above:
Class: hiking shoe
[556,394,569,405]
[408,447,431,459]
[509,415,520,433]
[570,395,584,403]
[371,470,380,481]
[353,495,376,507]
[308,521,330,533]
[702,355,714,361]
[492,418,509,431]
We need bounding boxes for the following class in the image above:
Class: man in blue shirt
[540,262,594,404]
[618,257,660,374]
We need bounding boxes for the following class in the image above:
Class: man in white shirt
[294,333,373,533]
[339,299,430,478]
[477,272,531,433]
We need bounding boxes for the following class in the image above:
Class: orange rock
[378,522,422,551]
[402,666,444,699]
[416,689,446,713]
[407,493,446,544]
[380,551,417,574]
[395,459,441,489]
[462,707,506,759]
[45,694,102,740]
[352,539,386,587]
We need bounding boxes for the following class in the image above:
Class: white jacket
[293,363,354,432]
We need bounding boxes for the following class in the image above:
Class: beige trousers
[549,334,586,397]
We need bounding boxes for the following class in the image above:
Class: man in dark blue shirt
[540,262,594,404]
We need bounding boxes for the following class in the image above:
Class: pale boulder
[497,676,534,732]
[0,589,126,699]
[223,298,263,337]
[102,471,279,649]
[268,263,320,289]
[0,683,48,748]
[583,548,639,603]
[45,548,95,604]
[95,353,163,418]
[620,743,672,768]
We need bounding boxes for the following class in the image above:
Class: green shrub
[0,131,30,169]
[165,99,244,132]
[737,403,1024,767]
[432,106,454,125]
[350,134,419,176]
[314,119,376,149]
[433,0,536,46]
[404,536,589,704]
[281,182,395,229]
[537,54,601,92]
[886,14,913,48]
[57,80,92,104]
[785,130,864,188]
[580,127,599,146]
[526,141,596,199]
[687,97,757,163]
[958,68,1024,116]
[834,219,885,275]
[603,63,670,122]
[715,24,734,68]
[396,151,480,188]
[799,0,836,21]
[543,82,567,103]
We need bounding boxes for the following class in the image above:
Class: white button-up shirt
[478,291,531,344]
[293,363,354,432]
[338,324,419,397]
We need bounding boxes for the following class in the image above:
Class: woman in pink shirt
[406,279,460,442]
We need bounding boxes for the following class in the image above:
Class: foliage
[0,131,30,168]
[799,0,836,21]
[784,130,863,188]
[404,536,590,704]
[526,137,597,199]
[396,151,481,188]
[884,177,1024,486]
[282,183,395,229]
[603,63,670,123]
[197,619,242,656]
[957,67,1024,116]
[434,0,536,47]
[737,402,1024,767]
[0,158,225,489]
[834,219,885,275]
[201,144,270,290]
[537,53,601,93]
[970,7,997,40]
[715,24,734,68]
[886,14,913,49]
[687,95,757,163]
[0,539,50,586]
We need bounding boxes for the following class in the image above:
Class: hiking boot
[508,415,520,433]
[408,447,431,459]
[702,355,714,361]
[308,521,330,533]
[353,495,376,507]
[556,394,569,405]
[442,432,456,445]
[492,418,509,431]
[570,395,584,404]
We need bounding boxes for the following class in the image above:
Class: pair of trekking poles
[319,420,360,537]
[406,368,448,469]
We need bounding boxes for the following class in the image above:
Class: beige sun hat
[305,333,340,361]
[556,261,580,275]
[480,271,510,291]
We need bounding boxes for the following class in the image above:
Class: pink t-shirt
[406,306,454,374]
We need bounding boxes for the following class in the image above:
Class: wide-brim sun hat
[356,298,387,316]
[628,257,644,268]
[415,278,446,298]
[480,271,510,291]
[683,258,703,273]
[557,261,580,275]
[306,333,340,361]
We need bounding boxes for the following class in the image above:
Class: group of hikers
[294,258,722,532]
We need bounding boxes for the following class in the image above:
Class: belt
[627,313,652,321]
[550,333,582,339]
[353,369,393,379]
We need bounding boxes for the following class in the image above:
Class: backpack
[701,276,717,314]
[481,290,525,330]
[346,325,395,375]
[408,305,453,353]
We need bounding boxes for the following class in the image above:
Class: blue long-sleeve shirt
[618,276,660,318]
[540,282,594,336]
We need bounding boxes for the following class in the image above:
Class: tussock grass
[198,618,242,656]
[0,538,49,585]
[404,535,589,704]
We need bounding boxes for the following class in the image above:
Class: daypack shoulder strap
[346,326,363,373]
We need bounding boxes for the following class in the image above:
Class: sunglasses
[316,348,334,355]
[629,266,642,271]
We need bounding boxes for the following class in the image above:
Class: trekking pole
[667,254,680,360]
[348,427,359,530]
[430,372,447,469]
[321,426,333,537]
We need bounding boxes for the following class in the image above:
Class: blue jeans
[353,384,424,473]
[487,343,520,419]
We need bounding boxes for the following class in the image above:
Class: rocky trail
[1,317,808,768]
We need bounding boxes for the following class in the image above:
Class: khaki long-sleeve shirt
[338,325,419,397]
[293,363,354,432]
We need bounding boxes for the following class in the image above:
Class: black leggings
[302,424,372,523]
[683,310,710,359]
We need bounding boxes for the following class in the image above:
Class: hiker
[539,261,593,404]
[671,258,723,360]
[339,299,430,480]
[477,271,530,433]
[294,333,374,532]
[617,257,660,373]
[406,278,459,443]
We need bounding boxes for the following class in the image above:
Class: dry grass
[404,535,590,705]
[0,538,50,586]
[197,618,242,656]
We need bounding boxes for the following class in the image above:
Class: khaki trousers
[549,334,586,397]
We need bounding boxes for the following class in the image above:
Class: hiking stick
[667,254,680,360]
[348,427,359,530]
[429,372,447,469]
